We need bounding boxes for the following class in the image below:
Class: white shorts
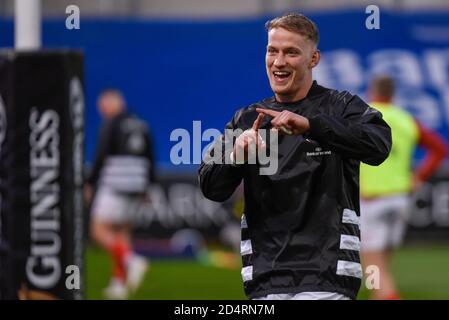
[360,194,410,251]
[91,187,143,224]
[253,292,351,300]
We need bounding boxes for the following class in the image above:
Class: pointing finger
[256,108,280,118]
[252,113,265,131]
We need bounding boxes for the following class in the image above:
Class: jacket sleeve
[87,120,114,186]
[307,94,392,166]
[415,120,448,181]
[198,112,244,202]
[145,126,157,184]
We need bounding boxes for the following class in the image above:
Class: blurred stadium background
[1,0,449,300]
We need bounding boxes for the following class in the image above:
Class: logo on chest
[304,139,332,157]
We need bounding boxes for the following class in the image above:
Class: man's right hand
[232,113,265,164]
[84,184,93,205]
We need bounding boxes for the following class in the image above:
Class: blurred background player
[360,76,448,300]
[85,89,156,299]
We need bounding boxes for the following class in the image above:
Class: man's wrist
[307,115,325,139]
[303,117,310,133]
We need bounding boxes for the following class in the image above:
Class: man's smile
[272,70,292,84]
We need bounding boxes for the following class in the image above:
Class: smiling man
[199,13,392,300]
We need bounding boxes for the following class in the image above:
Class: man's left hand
[256,108,310,135]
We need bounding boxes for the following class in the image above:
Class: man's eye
[267,48,276,54]
[287,51,299,55]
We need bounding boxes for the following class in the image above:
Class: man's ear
[309,49,320,68]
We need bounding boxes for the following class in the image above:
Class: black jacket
[88,111,156,193]
[198,81,391,299]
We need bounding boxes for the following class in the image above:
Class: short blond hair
[265,12,319,46]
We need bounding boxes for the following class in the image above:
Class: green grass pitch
[86,244,449,300]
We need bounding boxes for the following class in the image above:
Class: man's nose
[273,54,286,67]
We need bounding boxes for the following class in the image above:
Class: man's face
[97,94,123,119]
[266,27,318,101]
